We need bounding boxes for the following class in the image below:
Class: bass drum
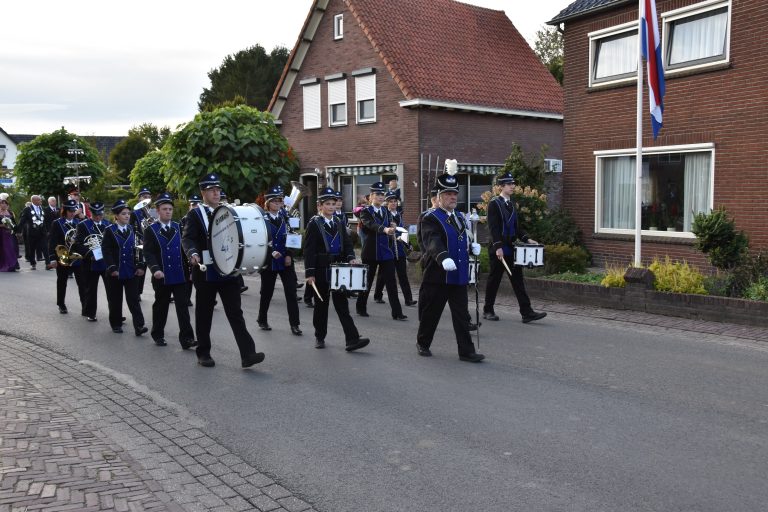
[209,204,270,276]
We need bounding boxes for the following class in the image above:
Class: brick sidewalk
[0,335,316,512]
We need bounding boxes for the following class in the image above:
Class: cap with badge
[369,182,387,194]
[188,194,202,204]
[137,187,152,198]
[111,199,130,214]
[265,185,284,202]
[317,187,337,202]
[496,172,515,185]
[198,174,221,190]
[62,199,79,211]
[385,190,399,201]
[90,202,105,214]
[154,192,174,206]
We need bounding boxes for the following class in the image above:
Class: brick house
[549,0,767,267]
[268,0,563,227]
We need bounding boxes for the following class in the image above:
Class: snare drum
[329,264,368,292]
[513,244,544,268]
[209,204,270,276]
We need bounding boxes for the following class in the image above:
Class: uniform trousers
[258,268,300,327]
[151,278,194,343]
[313,268,360,342]
[25,229,48,265]
[373,257,413,303]
[194,278,256,359]
[56,264,85,308]
[417,282,476,356]
[483,254,532,315]
[105,275,144,330]
[356,259,403,317]
[81,261,106,317]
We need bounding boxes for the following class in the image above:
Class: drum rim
[209,204,244,276]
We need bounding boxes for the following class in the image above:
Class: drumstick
[501,257,513,277]
[311,281,324,302]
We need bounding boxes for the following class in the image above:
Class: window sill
[587,78,636,93]
[356,119,376,125]
[593,232,696,245]
[665,61,731,80]
[329,123,348,128]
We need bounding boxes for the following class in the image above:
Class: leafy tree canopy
[130,151,168,196]
[498,143,548,192]
[109,134,151,180]
[128,123,171,150]
[534,26,564,85]
[198,45,289,112]
[163,105,299,201]
[14,128,107,198]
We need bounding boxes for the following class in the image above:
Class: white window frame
[327,79,347,127]
[355,74,377,124]
[334,14,344,40]
[588,21,639,88]
[594,143,715,238]
[302,81,321,130]
[661,0,731,76]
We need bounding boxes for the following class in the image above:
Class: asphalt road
[2,268,768,512]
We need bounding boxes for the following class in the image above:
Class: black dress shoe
[315,339,325,349]
[459,353,485,362]
[296,282,305,289]
[357,310,369,317]
[86,317,97,322]
[241,352,265,368]
[240,286,249,294]
[135,326,148,336]
[30,265,36,270]
[180,339,198,350]
[522,311,547,323]
[482,312,499,321]
[468,322,479,331]
[345,337,370,352]
[258,322,272,331]
[59,305,68,314]
[121,316,126,322]
[187,301,194,307]
[373,298,386,304]
[112,327,123,334]
[405,300,418,306]
[305,301,314,309]
[154,338,167,346]
[393,314,408,321]
[290,325,303,336]
[169,297,174,303]
[197,356,215,367]
[417,344,432,357]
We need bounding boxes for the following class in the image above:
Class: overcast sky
[1,0,572,136]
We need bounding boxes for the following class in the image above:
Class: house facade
[269,0,563,226]
[549,0,767,267]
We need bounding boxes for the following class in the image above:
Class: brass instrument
[55,227,83,266]
[286,181,310,218]
[133,198,157,231]
[84,233,103,254]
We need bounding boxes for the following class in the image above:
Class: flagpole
[634,0,644,267]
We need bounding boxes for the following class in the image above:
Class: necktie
[162,225,171,237]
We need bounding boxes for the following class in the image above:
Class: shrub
[703,273,730,297]
[744,277,768,301]
[691,207,748,270]
[601,265,627,288]
[545,271,604,284]
[648,257,707,294]
[543,244,589,274]
[726,251,768,298]
[529,207,583,246]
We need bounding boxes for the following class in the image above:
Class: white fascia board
[399,98,563,121]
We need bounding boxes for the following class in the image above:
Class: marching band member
[416,171,484,362]
[130,187,153,298]
[67,186,91,220]
[143,193,197,349]
[73,201,110,321]
[17,195,49,270]
[103,200,147,335]
[48,199,86,314]
[373,191,416,306]
[355,182,407,321]
[303,187,370,351]
[256,186,301,335]
[182,174,265,368]
[482,172,546,324]
[181,194,201,308]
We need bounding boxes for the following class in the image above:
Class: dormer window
[334,14,344,40]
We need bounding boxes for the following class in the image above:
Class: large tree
[14,128,107,198]
[109,134,151,181]
[130,151,168,195]
[198,45,289,112]
[128,123,171,150]
[533,26,564,85]
[163,106,299,200]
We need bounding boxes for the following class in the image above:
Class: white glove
[442,258,457,271]
[471,243,481,256]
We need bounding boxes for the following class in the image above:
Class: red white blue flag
[640,0,666,138]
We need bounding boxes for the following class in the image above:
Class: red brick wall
[561,0,768,270]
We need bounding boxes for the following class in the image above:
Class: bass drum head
[209,205,243,276]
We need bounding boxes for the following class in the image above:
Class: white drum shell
[330,264,368,291]
[513,245,544,268]
[209,204,270,276]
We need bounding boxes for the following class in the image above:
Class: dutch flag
[640,0,666,139]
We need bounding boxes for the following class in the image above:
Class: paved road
[2,268,768,512]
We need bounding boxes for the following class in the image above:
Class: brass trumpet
[55,228,83,266]
[286,181,310,217]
